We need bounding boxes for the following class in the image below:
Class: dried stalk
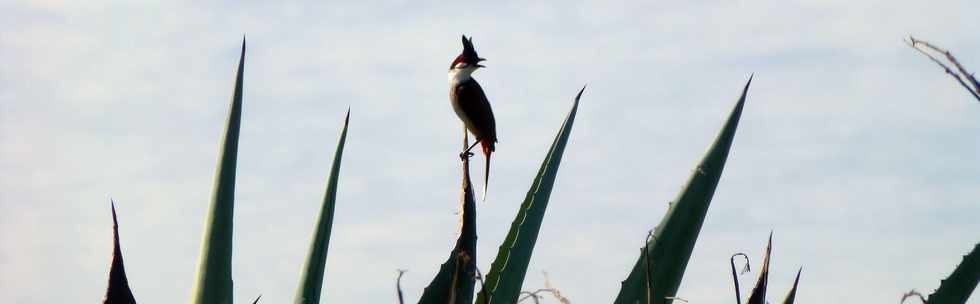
[730,252,751,304]
[907,36,980,102]
[396,269,407,304]
[516,272,571,304]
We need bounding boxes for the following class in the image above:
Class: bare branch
[907,36,980,102]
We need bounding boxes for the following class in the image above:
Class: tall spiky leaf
[294,110,351,304]
[476,87,585,304]
[190,39,245,304]
[104,202,137,304]
[782,267,802,304]
[927,243,980,303]
[746,234,772,304]
[613,77,751,304]
[417,133,479,304]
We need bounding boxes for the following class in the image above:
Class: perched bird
[449,35,497,200]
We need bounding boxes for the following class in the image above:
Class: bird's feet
[459,151,474,160]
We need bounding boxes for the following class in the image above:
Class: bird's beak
[476,58,487,68]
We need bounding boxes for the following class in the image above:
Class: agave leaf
[418,133,480,304]
[782,267,802,304]
[746,233,772,304]
[294,110,351,303]
[926,243,980,303]
[613,77,752,304]
[103,201,137,304]
[475,87,585,304]
[190,38,245,304]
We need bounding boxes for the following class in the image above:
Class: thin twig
[519,290,543,304]
[396,269,407,304]
[542,272,571,304]
[907,36,980,102]
[900,289,927,304]
[516,272,571,304]
[913,38,980,91]
[518,289,559,303]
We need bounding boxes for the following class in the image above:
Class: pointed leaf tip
[613,77,749,304]
[344,108,351,125]
[741,76,753,100]
[191,39,245,304]
[782,267,802,304]
[294,111,350,303]
[104,201,137,304]
[110,200,119,228]
[747,236,772,304]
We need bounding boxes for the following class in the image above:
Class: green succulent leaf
[294,110,351,304]
[190,38,246,304]
[103,201,137,304]
[613,77,751,304]
[475,86,585,304]
[417,146,479,304]
[927,243,980,304]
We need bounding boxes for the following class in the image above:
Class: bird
[449,35,497,200]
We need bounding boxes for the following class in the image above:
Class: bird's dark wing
[455,79,497,142]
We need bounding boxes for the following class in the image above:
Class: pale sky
[1,1,978,303]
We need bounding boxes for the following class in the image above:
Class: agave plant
[100,39,980,304]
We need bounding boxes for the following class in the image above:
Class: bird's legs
[459,140,480,160]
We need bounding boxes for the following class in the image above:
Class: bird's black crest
[460,35,483,63]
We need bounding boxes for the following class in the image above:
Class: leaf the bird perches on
[418,132,480,304]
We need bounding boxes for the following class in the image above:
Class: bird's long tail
[481,139,494,201]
